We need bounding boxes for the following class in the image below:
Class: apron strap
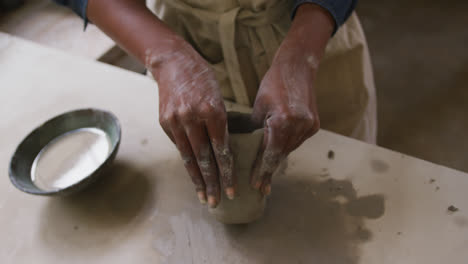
[256,26,280,64]
[219,7,250,105]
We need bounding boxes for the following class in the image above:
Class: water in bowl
[31,127,111,191]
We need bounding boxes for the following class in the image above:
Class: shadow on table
[39,161,153,253]
[222,175,385,263]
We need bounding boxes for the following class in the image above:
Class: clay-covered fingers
[159,101,229,208]
[152,40,228,207]
[160,109,220,207]
[184,120,221,208]
[203,104,235,200]
[161,118,207,204]
[251,112,319,196]
[251,116,288,196]
[160,122,176,144]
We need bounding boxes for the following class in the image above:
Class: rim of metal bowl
[8,108,121,196]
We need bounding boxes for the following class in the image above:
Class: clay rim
[227,112,263,134]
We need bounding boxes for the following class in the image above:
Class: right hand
[148,39,234,208]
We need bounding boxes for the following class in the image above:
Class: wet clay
[208,112,265,224]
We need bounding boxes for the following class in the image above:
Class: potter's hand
[150,40,234,208]
[251,4,334,196]
[251,55,320,195]
[87,0,232,208]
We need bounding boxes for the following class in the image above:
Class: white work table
[0,0,114,60]
[1,32,467,263]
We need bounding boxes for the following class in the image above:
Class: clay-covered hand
[250,3,334,196]
[251,51,320,196]
[149,39,234,208]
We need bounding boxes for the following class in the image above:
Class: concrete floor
[358,0,468,172]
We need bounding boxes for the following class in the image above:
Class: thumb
[251,99,269,128]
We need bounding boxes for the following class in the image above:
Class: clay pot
[208,112,265,224]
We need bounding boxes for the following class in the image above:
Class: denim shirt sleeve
[292,0,358,35]
[53,0,89,29]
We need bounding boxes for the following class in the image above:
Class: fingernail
[208,195,217,208]
[254,181,262,190]
[197,191,207,204]
[225,187,235,200]
[263,185,271,196]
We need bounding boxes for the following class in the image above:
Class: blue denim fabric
[53,0,89,29]
[292,0,358,34]
[53,0,357,33]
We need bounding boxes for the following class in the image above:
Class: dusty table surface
[1,33,467,263]
[0,0,114,59]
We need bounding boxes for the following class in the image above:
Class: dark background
[358,0,468,172]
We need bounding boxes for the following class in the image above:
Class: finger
[251,100,268,127]
[251,117,288,195]
[283,121,306,154]
[161,124,176,143]
[259,133,287,196]
[284,114,319,154]
[204,112,235,200]
[259,122,299,196]
[184,121,221,208]
[256,121,301,196]
[159,115,176,143]
[170,122,207,204]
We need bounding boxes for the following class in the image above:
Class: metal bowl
[9,108,121,196]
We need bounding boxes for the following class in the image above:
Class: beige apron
[147,0,377,143]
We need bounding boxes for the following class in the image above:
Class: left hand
[251,52,320,196]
